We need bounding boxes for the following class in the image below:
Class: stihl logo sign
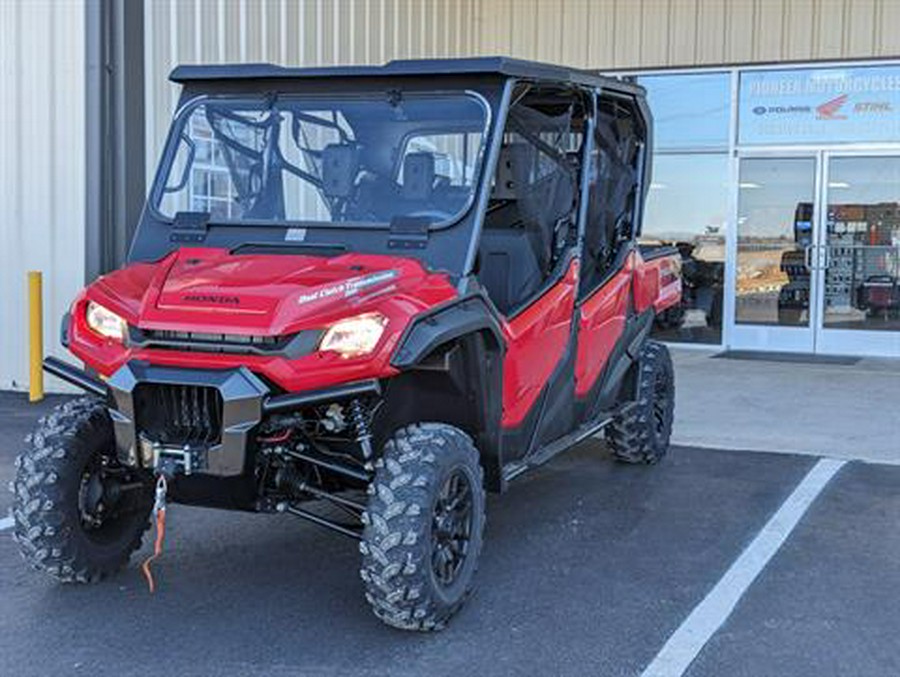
[816,94,848,120]
[854,101,893,113]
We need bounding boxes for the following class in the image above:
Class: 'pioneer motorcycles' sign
[739,65,900,145]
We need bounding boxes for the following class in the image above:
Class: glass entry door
[816,154,900,356]
[730,155,819,352]
[729,152,900,356]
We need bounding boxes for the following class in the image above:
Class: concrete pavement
[670,347,900,464]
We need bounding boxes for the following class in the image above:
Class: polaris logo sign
[752,105,812,115]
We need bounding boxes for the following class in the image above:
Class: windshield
[155,92,488,228]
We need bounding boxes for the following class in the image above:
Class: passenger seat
[478,143,544,315]
[478,228,543,315]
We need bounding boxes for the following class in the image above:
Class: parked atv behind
[13,57,679,631]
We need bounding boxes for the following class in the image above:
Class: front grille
[144,329,281,346]
[130,328,285,354]
[127,327,323,359]
[133,383,223,446]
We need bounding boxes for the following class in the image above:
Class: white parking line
[0,516,14,531]
[641,457,846,677]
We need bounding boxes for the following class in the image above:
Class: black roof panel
[169,56,639,93]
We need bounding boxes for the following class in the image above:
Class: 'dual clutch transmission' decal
[297,270,398,305]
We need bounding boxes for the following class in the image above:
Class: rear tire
[360,423,485,631]
[11,397,152,583]
[606,341,675,464]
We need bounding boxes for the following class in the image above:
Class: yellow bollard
[28,271,44,402]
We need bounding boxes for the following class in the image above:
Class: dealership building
[2,0,899,390]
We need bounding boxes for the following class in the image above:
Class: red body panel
[68,243,680,430]
[574,258,633,398]
[574,250,682,398]
[633,250,682,316]
[499,260,578,428]
[68,248,457,392]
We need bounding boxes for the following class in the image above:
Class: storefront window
[639,72,731,151]
[823,156,900,332]
[642,153,728,343]
[735,157,816,326]
[635,72,732,345]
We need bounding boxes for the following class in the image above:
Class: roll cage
[471,75,650,317]
[130,58,650,296]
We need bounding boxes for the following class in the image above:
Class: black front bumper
[44,357,382,478]
[107,362,269,476]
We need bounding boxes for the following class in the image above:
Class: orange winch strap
[141,507,166,594]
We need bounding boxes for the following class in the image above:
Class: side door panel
[575,253,633,399]
[573,88,646,420]
[500,259,578,429]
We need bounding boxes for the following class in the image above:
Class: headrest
[402,152,435,201]
[491,143,533,200]
[322,144,359,198]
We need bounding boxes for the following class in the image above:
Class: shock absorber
[348,399,373,462]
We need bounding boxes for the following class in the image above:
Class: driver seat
[394,152,436,218]
[402,152,435,201]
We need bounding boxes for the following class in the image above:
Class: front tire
[11,397,153,583]
[360,423,486,631]
[606,341,675,464]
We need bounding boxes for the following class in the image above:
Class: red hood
[86,247,456,336]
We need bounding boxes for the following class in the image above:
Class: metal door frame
[814,149,900,357]
[725,150,823,353]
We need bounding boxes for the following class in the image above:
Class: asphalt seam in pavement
[640,457,847,677]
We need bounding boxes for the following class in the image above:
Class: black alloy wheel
[431,467,474,588]
[77,453,146,545]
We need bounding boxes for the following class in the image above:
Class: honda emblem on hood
[182,294,241,305]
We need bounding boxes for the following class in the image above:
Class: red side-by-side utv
[13,57,681,631]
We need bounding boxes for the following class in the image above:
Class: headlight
[319,312,387,358]
[86,301,128,341]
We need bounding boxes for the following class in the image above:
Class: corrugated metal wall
[145,0,900,175]
[145,0,483,180]
[0,0,86,390]
[477,0,900,69]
